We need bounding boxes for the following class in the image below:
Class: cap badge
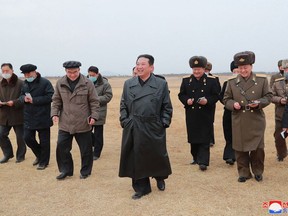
[194,60,198,64]
[239,58,245,62]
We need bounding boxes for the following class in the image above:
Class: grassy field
[0,75,286,216]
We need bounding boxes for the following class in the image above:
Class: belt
[239,105,257,111]
[133,115,159,122]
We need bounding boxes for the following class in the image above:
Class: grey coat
[119,74,173,179]
[51,74,100,134]
[92,74,113,125]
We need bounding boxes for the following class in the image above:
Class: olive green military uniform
[271,77,288,160]
[223,73,272,178]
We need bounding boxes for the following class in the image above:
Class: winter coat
[19,72,54,130]
[0,73,24,126]
[92,74,113,125]
[223,73,272,151]
[119,74,173,179]
[178,73,219,144]
[51,74,100,134]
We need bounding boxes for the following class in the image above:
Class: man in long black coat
[119,54,173,200]
[178,56,219,171]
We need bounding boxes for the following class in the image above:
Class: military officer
[271,59,288,161]
[205,62,221,147]
[223,51,272,183]
[270,60,284,89]
[178,56,219,171]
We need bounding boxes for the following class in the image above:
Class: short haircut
[136,54,154,65]
[1,63,13,70]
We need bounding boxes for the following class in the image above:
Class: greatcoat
[119,74,173,180]
[223,73,272,152]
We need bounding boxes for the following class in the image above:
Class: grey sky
[0,0,287,76]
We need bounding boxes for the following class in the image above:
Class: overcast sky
[0,0,287,76]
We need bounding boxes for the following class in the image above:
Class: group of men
[1,53,288,200]
[0,61,113,179]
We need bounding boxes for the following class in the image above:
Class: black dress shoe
[132,191,150,200]
[199,164,207,171]
[277,157,284,162]
[80,174,90,179]
[156,180,165,191]
[56,172,73,180]
[93,156,99,161]
[16,158,25,163]
[238,176,250,183]
[0,155,13,164]
[37,164,47,170]
[32,158,39,166]
[255,174,263,182]
[226,159,235,165]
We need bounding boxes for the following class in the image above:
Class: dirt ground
[0,75,287,216]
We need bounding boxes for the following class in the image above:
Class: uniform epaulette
[275,77,285,82]
[154,74,166,80]
[207,75,216,79]
[256,74,267,78]
[183,75,190,78]
[227,76,237,81]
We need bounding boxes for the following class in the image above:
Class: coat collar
[129,74,158,100]
[235,72,257,91]
[1,73,18,87]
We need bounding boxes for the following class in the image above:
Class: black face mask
[280,70,284,74]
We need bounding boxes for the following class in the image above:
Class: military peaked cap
[278,60,283,67]
[234,51,255,66]
[282,59,288,69]
[205,62,212,71]
[63,61,82,69]
[189,56,207,68]
[230,61,237,72]
[20,64,37,73]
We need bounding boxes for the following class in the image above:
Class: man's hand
[234,102,241,110]
[187,98,194,105]
[52,116,59,124]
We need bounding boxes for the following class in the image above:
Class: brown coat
[271,77,287,121]
[223,73,272,151]
[270,72,283,89]
[0,73,24,126]
[51,74,100,134]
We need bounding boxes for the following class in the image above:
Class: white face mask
[2,73,12,80]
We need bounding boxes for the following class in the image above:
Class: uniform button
[192,90,195,92]
[252,91,255,94]
[199,106,201,109]
[241,101,244,103]
[201,90,204,92]
[192,107,194,109]
[251,110,254,113]
[243,110,245,113]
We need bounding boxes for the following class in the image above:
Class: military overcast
[0,0,287,76]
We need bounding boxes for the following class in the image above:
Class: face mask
[2,73,12,80]
[89,76,97,82]
[26,77,35,82]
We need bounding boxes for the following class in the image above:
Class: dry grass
[0,75,286,216]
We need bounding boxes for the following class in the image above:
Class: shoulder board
[183,75,190,78]
[256,74,267,78]
[227,76,237,81]
[207,75,216,79]
[275,77,285,82]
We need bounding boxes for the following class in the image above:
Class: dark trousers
[24,128,50,166]
[92,125,104,158]
[274,119,287,159]
[56,130,93,176]
[235,148,265,178]
[190,143,210,166]
[222,109,235,161]
[0,125,26,160]
[132,176,167,194]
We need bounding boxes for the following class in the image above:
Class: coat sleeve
[51,82,62,117]
[161,82,173,127]
[205,79,219,107]
[178,79,190,107]
[223,80,236,111]
[98,82,113,105]
[88,82,100,120]
[219,81,227,105]
[271,82,282,104]
[119,81,130,128]
[32,80,54,105]
[258,78,272,109]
